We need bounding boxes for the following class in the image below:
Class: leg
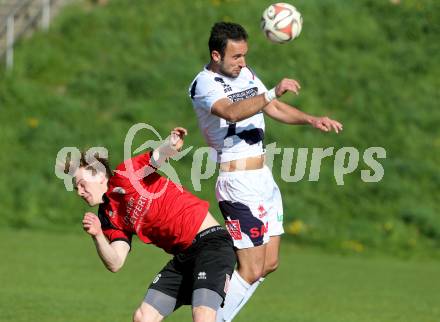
[216,202,269,321]
[263,175,284,277]
[263,235,281,276]
[221,237,281,322]
[218,200,269,284]
[193,306,217,322]
[139,259,184,321]
[134,288,177,322]
[189,228,235,322]
[192,288,224,322]
[133,302,164,322]
[216,246,267,322]
[216,167,282,321]
[236,244,266,283]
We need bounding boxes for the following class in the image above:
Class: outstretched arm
[263,99,343,133]
[149,127,187,168]
[82,212,130,273]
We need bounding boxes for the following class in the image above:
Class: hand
[170,127,187,151]
[309,116,343,133]
[82,212,103,236]
[275,78,301,97]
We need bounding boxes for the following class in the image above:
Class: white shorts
[215,166,284,249]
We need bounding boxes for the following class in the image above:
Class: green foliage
[0,0,438,256]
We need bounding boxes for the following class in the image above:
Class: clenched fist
[82,212,102,236]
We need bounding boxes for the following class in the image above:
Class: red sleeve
[102,227,132,245]
[116,151,157,172]
[114,152,159,185]
[130,151,156,171]
[98,204,132,246]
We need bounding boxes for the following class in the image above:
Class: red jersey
[98,152,209,254]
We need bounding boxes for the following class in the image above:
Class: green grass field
[1,229,438,322]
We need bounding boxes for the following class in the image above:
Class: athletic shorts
[216,165,284,249]
[147,226,236,308]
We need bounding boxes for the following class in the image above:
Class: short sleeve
[190,74,229,112]
[254,75,268,93]
[245,67,268,93]
[115,151,156,173]
[129,151,155,171]
[98,205,132,246]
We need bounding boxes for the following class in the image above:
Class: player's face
[219,40,248,78]
[74,168,106,206]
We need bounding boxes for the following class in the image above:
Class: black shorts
[148,226,236,307]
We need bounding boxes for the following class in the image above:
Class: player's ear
[99,171,107,184]
[211,50,221,63]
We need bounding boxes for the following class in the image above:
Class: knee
[240,264,265,284]
[193,306,216,322]
[264,257,279,276]
[133,308,143,322]
[132,304,163,322]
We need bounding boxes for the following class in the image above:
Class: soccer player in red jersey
[71,127,236,322]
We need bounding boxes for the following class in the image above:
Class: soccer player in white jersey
[189,22,343,322]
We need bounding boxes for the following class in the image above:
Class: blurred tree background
[0,0,438,257]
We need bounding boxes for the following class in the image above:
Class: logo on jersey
[257,204,268,219]
[123,195,150,228]
[277,212,284,222]
[112,187,126,194]
[227,87,258,102]
[225,220,242,240]
[214,77,232,93]
[198,272,207,280]
[152,273,161,284]
[250,222,269,239]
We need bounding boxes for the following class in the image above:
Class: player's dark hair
[64,151,113,179]
[209,22,248,57]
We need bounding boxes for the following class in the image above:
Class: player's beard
[219,60,240,78]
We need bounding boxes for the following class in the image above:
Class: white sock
[216,271,264,322]
[227,277,264,321]
[216,271,249,322]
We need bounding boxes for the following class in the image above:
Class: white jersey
[189,66,268,163]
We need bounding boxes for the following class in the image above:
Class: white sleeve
[254,75,269,94]
[190,75,229,112]
[245,67,268,94]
